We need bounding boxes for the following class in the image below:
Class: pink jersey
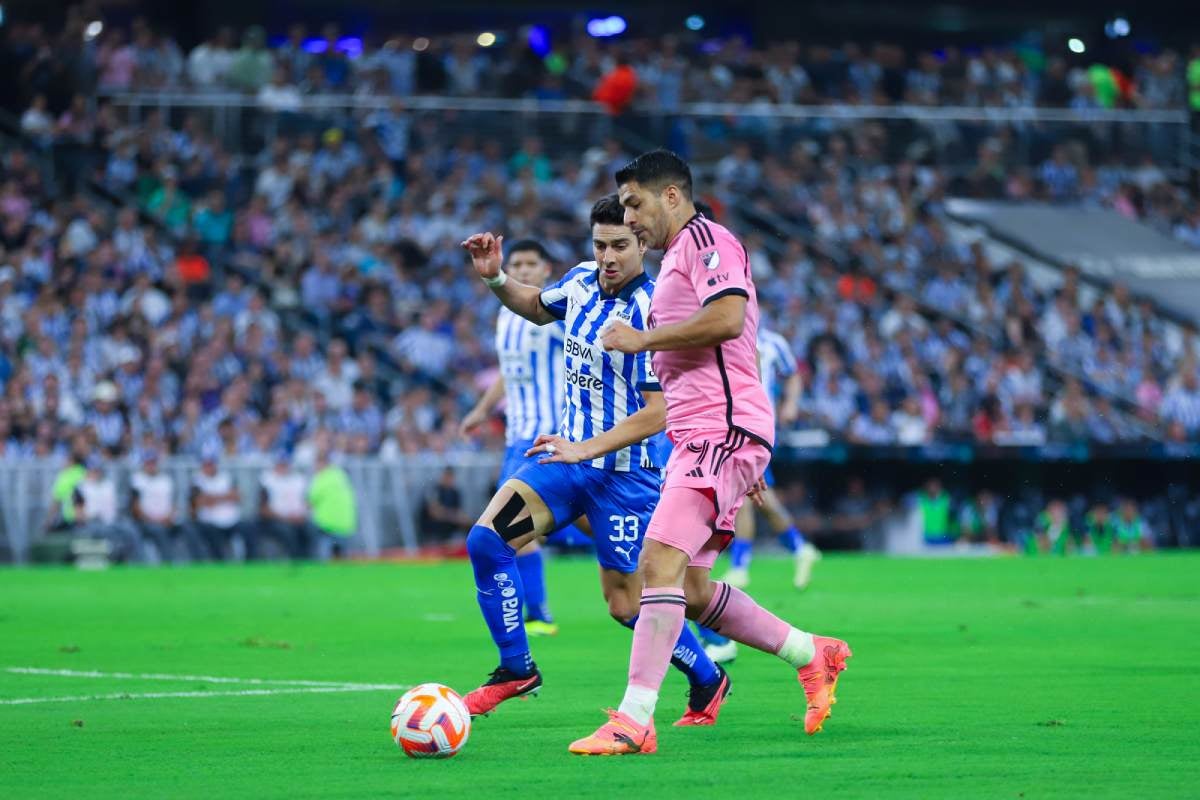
[649,214,775,448]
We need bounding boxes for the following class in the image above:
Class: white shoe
[793,542,821,590]
[704,640,739,664]
[720,566,750,589]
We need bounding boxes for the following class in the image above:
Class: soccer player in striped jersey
[571,150,850,756]
[458,195,730,726]
[460,240,565,637]
[721,325,820,592]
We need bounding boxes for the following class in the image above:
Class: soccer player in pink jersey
[569,150,852,756]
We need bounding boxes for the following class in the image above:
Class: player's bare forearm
[781,373,802,424]
[576,391,665,461]
[490,280,556,325]
[475,376,506,415]
[528,391,665,464]
[641,295,746,351]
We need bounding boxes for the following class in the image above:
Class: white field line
[5,667,401,690]
[0,685,405,706]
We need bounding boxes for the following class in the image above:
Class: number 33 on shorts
[608,515,640,542]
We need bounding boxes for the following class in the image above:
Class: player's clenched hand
[526,434,589,464]
[747,476,768,509]
[461,232,504,280]
[600,321,646,354]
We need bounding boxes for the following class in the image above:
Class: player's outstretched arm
[601,295,746,354]
[459,376,505,438]
[525,390,666,464]
[780,372,802,425]
[461,232,555,325]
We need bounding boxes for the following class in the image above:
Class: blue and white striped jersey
[495,306,566,446]
[758,327,797,407]
[539,262,660,471]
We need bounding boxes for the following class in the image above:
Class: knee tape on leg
[492,493,535,542]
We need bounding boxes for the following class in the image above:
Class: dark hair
[614,149,693,199]
[694,200,715,220]
[589,193,626,227]
[505,239,552,264]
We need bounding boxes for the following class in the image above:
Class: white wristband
[482,271,508,288]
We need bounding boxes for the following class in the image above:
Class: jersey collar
[666,212,705,252]
[595,268,649,301]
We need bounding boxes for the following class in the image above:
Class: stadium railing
[95,91,1194,175]
[0,454,502,565]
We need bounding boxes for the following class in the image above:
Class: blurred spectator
[916,477,954,545]
[128,449,177,562]
[308,449,357,560]
[419,466,472,542]
[75,455,140,561]
[186,449,244,560]
[957,490,1002,547]
[1112,498,1153,553]
[258,450,312,557]
[1031,498,1073,554]
[593,56,638,115]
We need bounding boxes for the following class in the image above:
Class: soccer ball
[390,683,471,759]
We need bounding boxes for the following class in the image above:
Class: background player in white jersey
[458,195,730,725]
[695,325,820,664]
[460,240,565,637]
[721,325,820,591]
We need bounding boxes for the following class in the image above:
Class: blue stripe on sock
[466,525,532,675]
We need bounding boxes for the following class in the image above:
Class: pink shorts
[646,428,771,569]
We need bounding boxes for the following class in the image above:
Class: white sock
[617,685,658,726]
[776,628,815,668]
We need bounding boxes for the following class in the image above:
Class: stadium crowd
[0,11,1197,558]
[5,10,1194,111]
[4,100,1200,466]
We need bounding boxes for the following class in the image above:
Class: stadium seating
[1,17,1198,557]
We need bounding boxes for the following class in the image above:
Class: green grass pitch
[2,554,1199,799]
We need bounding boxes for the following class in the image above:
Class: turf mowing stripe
[0,685,407,706]
[6,667,401,690]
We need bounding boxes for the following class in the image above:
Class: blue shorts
[498,439,539,488]
[508,459,660,574]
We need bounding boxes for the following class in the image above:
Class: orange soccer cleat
[463,666,542,717]
[673,664,732,726]
[568,709,657,755]
[797,635,852,735]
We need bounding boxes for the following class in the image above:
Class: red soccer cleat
[797,635,852,735]
[674,664,732,726]
[463,665,542,717]
[568,709,657,755]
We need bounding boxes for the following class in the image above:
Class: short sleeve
[773,336,797,377]
[687,227,750,307]
[636,351,660,393]
[539,263,593,321]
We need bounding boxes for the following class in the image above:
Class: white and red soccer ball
[390,683,471,758]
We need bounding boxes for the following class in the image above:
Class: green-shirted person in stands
[308,450,357,561]
[1031,498,1073,555]
[48,436,90,530]
[1083,502,1116,555]
[1112,498,1152,554]
[917,477,956,546]
[1189,46,1200,121]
